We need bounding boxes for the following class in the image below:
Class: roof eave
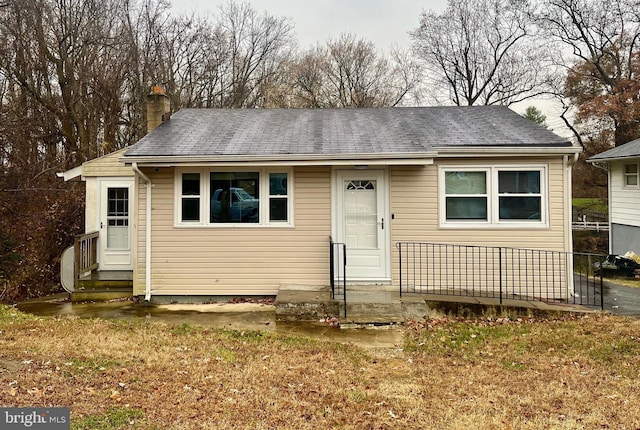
[56,165,84,182]
[434,146,581,157]
[587,154,640,164]
[121,151,438,167]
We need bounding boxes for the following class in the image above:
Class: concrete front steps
[71,271,133,302]
[275,284,595,324]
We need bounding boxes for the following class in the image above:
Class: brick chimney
[146,85,171,133]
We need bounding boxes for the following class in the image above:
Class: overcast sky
[170,0,568,134]
[171,0,448,50]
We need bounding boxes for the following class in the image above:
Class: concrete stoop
[275,284,596,324]
[70,289,133,303]
[275,285,338,322]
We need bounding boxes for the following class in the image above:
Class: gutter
[132,162,153,302]
[120,151,437,166]
[588,161,610,172]
[433,146,582,157]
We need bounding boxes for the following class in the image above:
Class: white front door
[98,179,133,271]
[335,170,389,280]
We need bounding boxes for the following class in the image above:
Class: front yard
[1,305,639,429]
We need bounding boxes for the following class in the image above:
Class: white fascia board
[57,165,84,182]
[434,146,582,157]
[587,155,640,163]
[120,152,436,167]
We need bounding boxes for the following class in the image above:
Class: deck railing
[329,236,347,317]
[397,242,605,310]
[74,231,99,290]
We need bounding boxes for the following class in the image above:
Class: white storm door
[336,170,389,280]
[99,179,133,271]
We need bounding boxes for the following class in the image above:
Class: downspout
[132,162,153,302]
[566,154,578,296]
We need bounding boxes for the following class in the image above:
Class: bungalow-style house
[587,138,640,255]
[63,88,582,303]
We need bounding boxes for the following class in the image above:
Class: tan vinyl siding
[132,156,571,298]
[389,158,569,249]
[610,160,640,227]
[133,166,331,296]
[389,157,571,298]
[82,148,134,177]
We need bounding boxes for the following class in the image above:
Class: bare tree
[411,0,554,106]
[287,34,420,108]
[213,1,294,107]
[0,0,298,300]
[536,0,640,146]
[0,0,143,163]
[0,0,170,301]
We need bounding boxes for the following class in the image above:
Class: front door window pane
[344,180,377,249]
[107,187,129,249]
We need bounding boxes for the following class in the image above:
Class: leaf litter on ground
[1,305,639,429]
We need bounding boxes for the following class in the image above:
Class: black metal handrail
[397,242,604,310]
[329,236,347,318]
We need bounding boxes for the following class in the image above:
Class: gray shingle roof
[124,106,571,159]
[588,138,640,162]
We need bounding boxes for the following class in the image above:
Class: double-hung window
[176,168,292,226]
[498,170,541,221]
[268,172,289,222]
[180,173,201,222]
[440,165,547,227]
[624,162,639,187]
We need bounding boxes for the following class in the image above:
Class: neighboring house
[63,89,581,302]
[588,138,640,255]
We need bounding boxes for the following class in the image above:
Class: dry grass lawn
[1,305,639,429]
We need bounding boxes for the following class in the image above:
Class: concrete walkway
[275,284,599,324]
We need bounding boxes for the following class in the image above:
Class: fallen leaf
[28,387,42,396]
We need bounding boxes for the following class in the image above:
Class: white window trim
[439,164,549,229]
[623,162,639,189]
[174,167,294,227]
[174,169,205,226]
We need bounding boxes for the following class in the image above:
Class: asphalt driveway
[602,281,640,316]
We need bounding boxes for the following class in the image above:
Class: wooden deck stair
[72,271,133,302]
